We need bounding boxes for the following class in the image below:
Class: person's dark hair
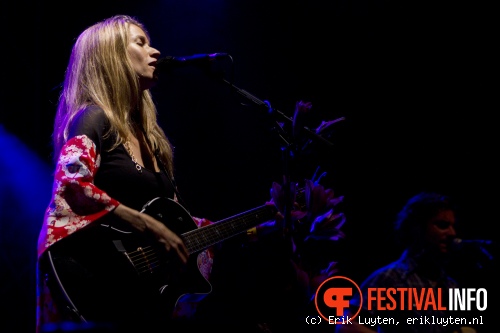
[394,192,456,248]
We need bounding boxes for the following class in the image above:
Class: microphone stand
[177,63,337,251]
[216,77,335,247]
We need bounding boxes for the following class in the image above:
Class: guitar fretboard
[181,204,278,254]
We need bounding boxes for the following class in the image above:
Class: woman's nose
[150,47,160,59]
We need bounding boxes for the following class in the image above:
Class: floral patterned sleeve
[37,134,120,257]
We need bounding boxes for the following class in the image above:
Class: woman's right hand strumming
[113,204,189,264]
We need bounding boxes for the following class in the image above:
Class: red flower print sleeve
[37,135,119,257]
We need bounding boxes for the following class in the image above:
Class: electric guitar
[40,196,284,326]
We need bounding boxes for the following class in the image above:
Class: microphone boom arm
[220,78,335,149]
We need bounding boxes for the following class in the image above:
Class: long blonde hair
[52,15,173,175]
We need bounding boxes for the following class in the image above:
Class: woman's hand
[113,204,189,263]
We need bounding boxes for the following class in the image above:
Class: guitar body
[40,197,213,329]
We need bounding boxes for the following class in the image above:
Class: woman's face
[127,24,161,90]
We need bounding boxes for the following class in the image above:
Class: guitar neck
[181,204,278,254]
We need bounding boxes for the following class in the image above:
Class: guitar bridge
[113,240,161,275]
[136,247,156,274]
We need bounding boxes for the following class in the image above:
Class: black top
[69,105,175,211]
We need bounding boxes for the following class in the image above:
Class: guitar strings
[124,204,283,275]
[128,246,162,274]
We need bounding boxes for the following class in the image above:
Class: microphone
[155,53,229,72]
[451,238,495,263]
[451,238,493,250]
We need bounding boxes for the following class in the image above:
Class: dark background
[1,1,496,332]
